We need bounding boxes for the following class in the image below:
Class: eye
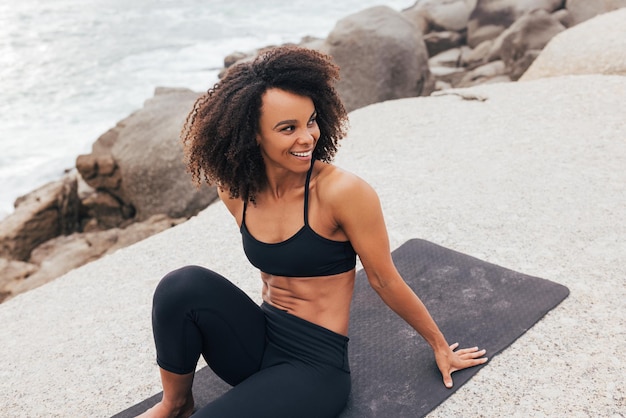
[308,115,317,127]
[281,125,295,132]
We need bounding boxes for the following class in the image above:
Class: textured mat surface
[113,239,569,418]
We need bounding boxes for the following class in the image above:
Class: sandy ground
[0,74,624,417]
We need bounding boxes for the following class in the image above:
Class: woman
[139,46,487,418]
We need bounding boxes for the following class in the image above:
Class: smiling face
[256,88,320,172]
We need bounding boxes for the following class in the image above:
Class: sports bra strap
[303,160,315,225]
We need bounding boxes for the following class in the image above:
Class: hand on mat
[435,342,488,388]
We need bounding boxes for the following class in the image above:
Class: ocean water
[0,0,413,219]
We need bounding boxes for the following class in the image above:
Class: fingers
[454,346,487,357]
[451,344,477,353]
[453,346,489,366]
[442,371,453,388]
[459,349,488,367]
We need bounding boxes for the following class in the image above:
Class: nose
[299,125,318,143]
[295,130,312,145]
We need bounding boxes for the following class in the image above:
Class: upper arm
[331,173,400,289]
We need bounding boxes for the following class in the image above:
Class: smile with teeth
[290,150,312,157]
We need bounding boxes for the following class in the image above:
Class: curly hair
[181,45,349,203]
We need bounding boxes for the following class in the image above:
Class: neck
[262,170,306,200]
[263,161,313,200]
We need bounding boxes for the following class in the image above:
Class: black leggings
[152,265,351,418]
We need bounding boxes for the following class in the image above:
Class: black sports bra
[241,161,357,277]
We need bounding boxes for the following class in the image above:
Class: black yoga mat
[113,239,569,418]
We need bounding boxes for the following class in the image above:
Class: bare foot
[135,395,195,418]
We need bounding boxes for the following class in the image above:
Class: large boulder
[0,172,79,261]
[565,0,626,25]
[322,6,434,112]
[467,0,564,47]
[402,0,478,32]
[521,8,626,81]
[76,87,217,223]
[493,9,565,80]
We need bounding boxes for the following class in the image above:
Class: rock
[77,87,218,223]
[76,138,123,191]
[80,190,128,230]
[477,74,512,85]
[403,0,478,32]
[457,60,509,86]
[429,47,465,68]
[223,51,249,68]
[401,6,432,33]
[461,39,495,68]
[323,6,434,112]
[521,8,626,81]
[565,0,626,26]
[424,30,466,57]
[0,172,79,261]
[432,68,470,88]
[428,47,472,87]
[75,154,118,182]
[75,154,97,180]
[0,258,38,303]
[551,9,572,27]
[435,79,453,91]
[3,214,186,301]
[496,9,565,80]
[508,49,543,80]
[467,23,506,48]
[467,0,564,47]
[299,36,326,52]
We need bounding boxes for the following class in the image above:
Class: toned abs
[262,269,355,336]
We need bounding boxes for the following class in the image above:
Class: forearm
[373,277,449,351]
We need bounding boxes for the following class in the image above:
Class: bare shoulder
[315,162,379,209]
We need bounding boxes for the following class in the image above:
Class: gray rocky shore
[1,3,625,417]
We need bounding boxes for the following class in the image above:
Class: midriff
[261,269,356,336]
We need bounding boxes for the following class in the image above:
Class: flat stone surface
[1,74,624,417]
